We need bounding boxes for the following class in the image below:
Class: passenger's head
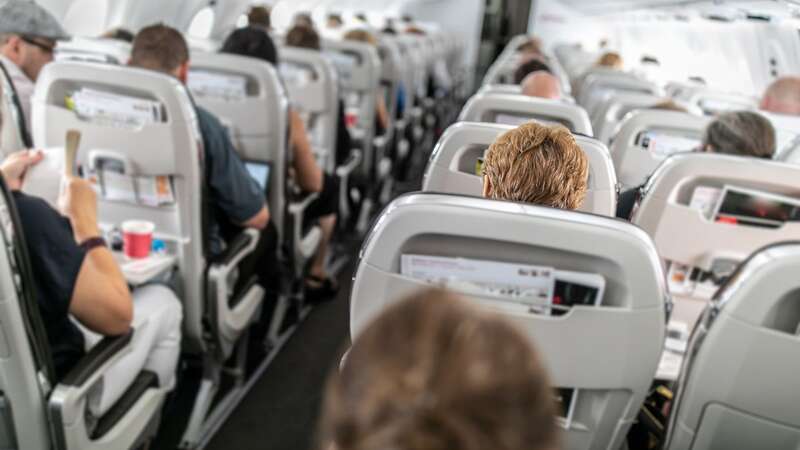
[221,26,278,66]
[101,28,135,43]
[327,13,344,29]
[517,37,543,57]
[701,111,775,159]
[649,100,688,113]
[248,5,271,29]
[294,13,314,29]
[521,72,561,100]
[321,289,560,450]
[0,1,68,81]
[344,29,378,46]
[760,77,800,116]
[129,24,190,83]
[483,122,588,210]
[513,58,552,84]
[286,25,321,51]
[596,52,623,69]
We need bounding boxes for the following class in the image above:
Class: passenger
[343,29,391,135]
[0,2,68,130]
[294,12,315,29]
[517,37,544,58]
[247,5,271,30]
[285,25,353,167]
[616,110,776,219]
[326,13,344,30]
[129,25,281,296]
[223,27,340,300]
[513,58,552,85]
[482,122,588,210]
[320,288,560,450]
[760,76,800,116]
[101,27,135,43]
[521,71,561,100]
[649,100,688,113]
[0,147,182,413]
[596,51,623,69]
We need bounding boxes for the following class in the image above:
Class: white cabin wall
[532,0,800,97]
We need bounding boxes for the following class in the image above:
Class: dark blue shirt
[13,191,86,380]
[195,106,266,255]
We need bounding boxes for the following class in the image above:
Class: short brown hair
[248,5,270,28]
[343,29,377,46]
[286,25,320,50]
[130,24,188,73]
[596,52,622,69]
[483,122,588,210]
[321,289,559,450]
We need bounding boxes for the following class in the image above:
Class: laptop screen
[245,161,271,194]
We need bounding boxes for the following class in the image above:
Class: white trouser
[80,284,183,416]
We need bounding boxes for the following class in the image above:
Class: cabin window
[188,7,215,38]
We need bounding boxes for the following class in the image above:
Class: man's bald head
[761,77,800,115]
[521,71,561,100]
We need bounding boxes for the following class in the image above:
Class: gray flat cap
[0,1,69,41]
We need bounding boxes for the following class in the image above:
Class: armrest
[60,332,134,387]
[288,192,320,216]
[209,231,255,267]
[336,149,363,178]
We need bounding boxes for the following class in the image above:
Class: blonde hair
[483,122,588,210]
[596,52,623,69]
[343,29,377,46]
[321,289,560,450]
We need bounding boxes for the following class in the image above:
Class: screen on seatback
[244,161,271,194]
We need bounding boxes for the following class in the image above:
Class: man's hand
[0,150,43,191]
[59,177,100,243]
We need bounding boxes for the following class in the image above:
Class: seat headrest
[459,92,593,135]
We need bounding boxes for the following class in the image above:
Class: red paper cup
[122,220,155,259]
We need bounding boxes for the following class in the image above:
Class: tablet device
[244,160,272,195]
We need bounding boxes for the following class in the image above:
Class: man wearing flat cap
[0,1,68,132]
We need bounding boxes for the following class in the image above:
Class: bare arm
[376,94,390,133]
[289,109,323,193]
[62,178,133,336]
[241,205,269,229]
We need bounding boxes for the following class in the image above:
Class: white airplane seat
[665,242,800,450]
[761,110,800,164]
[669,84,759,116]
[458,92,593,136]
[610,110,712,189]
[350,192,667,450]
[187,51,328,335]
[278,46,363,225]
[422,122,618,216]
[31,61,267,448]
[55,37,132,65]
[576,69,663,118]
[0,166,168,449]
[592,91,670,144]
[632,153,800,307]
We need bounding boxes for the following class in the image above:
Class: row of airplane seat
[341,34,800,450]
[0,2,467,449]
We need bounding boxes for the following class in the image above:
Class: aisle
[205,259,355,450]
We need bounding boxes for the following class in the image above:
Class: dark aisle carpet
[204,258,355,450]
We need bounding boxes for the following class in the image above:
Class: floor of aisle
[204,258,355,450]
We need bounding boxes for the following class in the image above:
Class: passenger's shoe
[304,275,339,303]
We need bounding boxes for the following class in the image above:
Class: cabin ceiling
[553,0,800,16]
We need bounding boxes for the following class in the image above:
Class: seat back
[323,39,381,177]
[188,51,290,240]
[458,92,593,135]
[351,192,667,450]
[592,92,668,144]
[0,178,52,450]
[762,111,800,164]
[577,69,662,118]
[633,153,800,278]
[610,110,711,188]
[55,37,132,65]
[376,37,402,136]
[31,61,207,350]
[279,47,339,173]
[422,122,617,216]
[670,84,758,116]
[666,242,800,450]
